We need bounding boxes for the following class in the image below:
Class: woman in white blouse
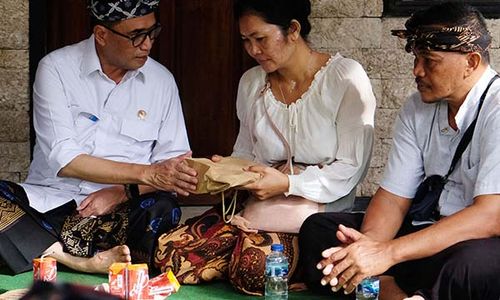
[154,0,376,295]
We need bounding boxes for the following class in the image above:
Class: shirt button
[441,127,449,133]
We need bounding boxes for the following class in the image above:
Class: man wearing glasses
[0,0,198,274]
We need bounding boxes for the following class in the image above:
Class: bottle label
[356,277,379,300]
[265,263,289,278]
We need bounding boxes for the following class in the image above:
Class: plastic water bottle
[265,244,288,300]
[356,276,379,300]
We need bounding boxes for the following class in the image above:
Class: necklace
[278,81,288,104]
[276,73,300,104]
[275,50,317,104]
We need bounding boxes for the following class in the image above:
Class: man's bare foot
[86,245,131,273]
[44,242,131,274]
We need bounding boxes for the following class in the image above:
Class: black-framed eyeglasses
[103,23,162,47]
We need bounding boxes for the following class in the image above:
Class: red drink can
[33,257,57,282]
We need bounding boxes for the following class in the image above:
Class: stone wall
[0,1,499,195]
[308,0,500,196]
[0,0,30,182]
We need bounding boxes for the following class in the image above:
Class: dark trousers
[126,191,181,268]
[298,212,500,300]
[0,180,180,274]
[0,181,64,274]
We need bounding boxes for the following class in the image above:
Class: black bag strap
[445,74,499,179]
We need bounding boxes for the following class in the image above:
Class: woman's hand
[242,165,289,200]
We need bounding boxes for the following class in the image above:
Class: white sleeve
[232,71,257,161]
[474,89,500,196]
[32,55,87,178]
[288,62,376,203]
[380,96,425,198]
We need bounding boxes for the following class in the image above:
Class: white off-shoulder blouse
[232,53,376,211]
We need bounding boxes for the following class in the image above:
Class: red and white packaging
[108,263,180,299]
[33,257,57,282]
[127,264,149,300]
[147,270,180,299]
[108,262,129,298]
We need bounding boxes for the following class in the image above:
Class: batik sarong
[60,191,181,269]
[0,180,180,274]
[154,205,299,295]
[0,180,70,274]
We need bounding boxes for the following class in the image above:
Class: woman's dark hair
[407,2,491,63]
[234,0,312,39]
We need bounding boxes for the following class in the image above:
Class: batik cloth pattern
[88,0,160,21]
[228,229,298,295]
[0,181,67,274]
[155,207,240,283]
[154,205,299,296]
[0,182,25,232]
[392,18,491,53]
[60,205,129,257]
[60,191,180,267]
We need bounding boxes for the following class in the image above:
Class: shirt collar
[453,66,497,131]
[80,36,101,76]
[80,35,147,83]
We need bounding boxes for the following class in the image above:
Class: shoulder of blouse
[236,65,267,117]
[325,55,370,83]
[239,65,266,89]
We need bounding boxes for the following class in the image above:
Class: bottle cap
[271,244,284,252]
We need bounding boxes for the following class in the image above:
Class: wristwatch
[124,184,140,200]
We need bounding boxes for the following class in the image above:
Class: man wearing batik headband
[392,16,491,55]
[299,2,500,299]
[0,0,198,274]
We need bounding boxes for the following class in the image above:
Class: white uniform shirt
[381,67,500,216]
[21,36,190,213]
[232,53,376,208]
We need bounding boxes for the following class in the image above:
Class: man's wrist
[124,183,140,200]
[138,163,155,187]
[386,239,403,266]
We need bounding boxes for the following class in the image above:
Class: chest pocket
[120,118,159,142]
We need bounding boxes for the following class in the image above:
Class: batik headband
[392,22,491,53]
[88,0,160,22]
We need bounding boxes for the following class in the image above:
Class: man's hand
[241,165,289,200]
[317,225,395,294]
[144,152,198,196]
[77,185,127,217]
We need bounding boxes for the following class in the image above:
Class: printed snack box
[109,262,129,298]
[33,257,57,282]
[127,263,149,300]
